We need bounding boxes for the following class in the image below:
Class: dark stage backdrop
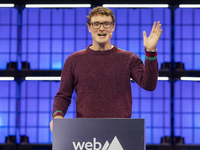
[0,7,200,144]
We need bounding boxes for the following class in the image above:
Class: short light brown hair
[86,6,116,26]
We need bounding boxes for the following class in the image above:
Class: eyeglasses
[90,22,114,29]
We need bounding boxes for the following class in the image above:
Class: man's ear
[87,24,91,33]
[112,23,115,32]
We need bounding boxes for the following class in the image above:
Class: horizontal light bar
[158,77,169,81]
[0,4,14,7]
[180,77,200,81]
[0,77,14,81]
[25,4,91,8]
[25,76,61,81]
[179,4,200,8]
[103,4,169,8]
[131,76,169,81]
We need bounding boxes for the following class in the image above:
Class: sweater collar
[86,45,117,55]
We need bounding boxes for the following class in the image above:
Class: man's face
[88,15,115,46]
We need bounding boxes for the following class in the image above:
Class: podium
[53,118,145,150]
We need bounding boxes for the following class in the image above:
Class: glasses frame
[89,21,114,29]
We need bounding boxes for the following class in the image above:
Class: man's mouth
[98,34,107,37]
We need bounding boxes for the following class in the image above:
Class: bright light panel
[179,4,200,8]
[25,76,61,81]
[103,4,169,8]
[0,4,14,7]
[131,76,169,81]
[158,77,169,81]
[180,77,200,81]
[25,4,91,8]
[0,77,14,81]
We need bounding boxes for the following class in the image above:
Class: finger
[157,29,163,39]
[155,21,161,33]
[50,120,53,133]
[151,21,156,33]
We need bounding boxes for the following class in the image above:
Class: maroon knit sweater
[53,45,158,118]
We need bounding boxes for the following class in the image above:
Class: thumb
[143,31,147,41]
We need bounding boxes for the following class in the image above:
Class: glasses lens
[103,22,111,28]
[93,22,100,29]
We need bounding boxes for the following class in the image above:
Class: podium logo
[72,136,124,150]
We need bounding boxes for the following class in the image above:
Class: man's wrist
[53,110,64,118]
[145,48,158,52]
[145,51,157,61]
[53,115,63,118]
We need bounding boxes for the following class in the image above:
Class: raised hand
[143,21,162,51]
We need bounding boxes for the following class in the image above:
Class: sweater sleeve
[52,57,74,118]
[130,52,158,91]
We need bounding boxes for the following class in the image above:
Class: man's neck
[90,43,113,51]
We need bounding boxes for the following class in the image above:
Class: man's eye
[94,23,99,26]
[104,22,109,25]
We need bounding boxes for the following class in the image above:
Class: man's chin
[96,39,109,44]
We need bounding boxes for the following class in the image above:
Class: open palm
[143,21,162,51]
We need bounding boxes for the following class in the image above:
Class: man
[50,6,162,132]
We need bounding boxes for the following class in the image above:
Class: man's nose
[99,24,105,30]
